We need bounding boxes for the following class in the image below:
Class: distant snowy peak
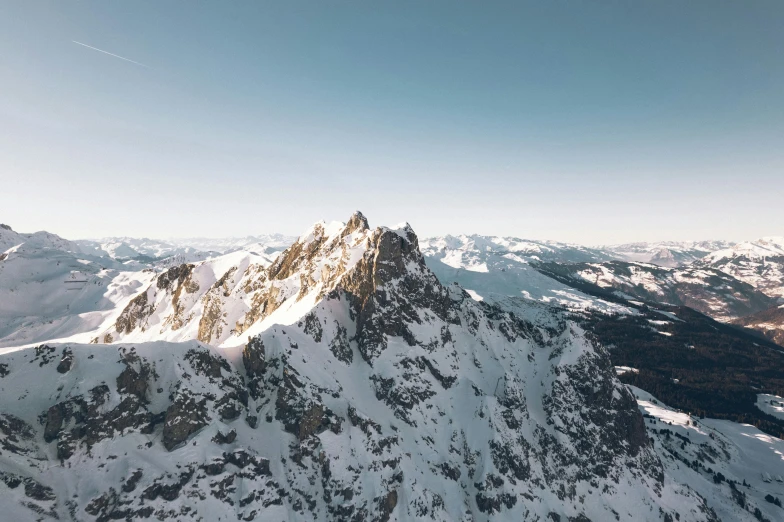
[420,234,633,315]
[74,237,214,262]
[73,234,294,266]
[0,225,81,257]
[603,240,734,267]
[421,234,616,265]
[165,233,295,255]
[698,237,784,299]
[702,237,784,264]
[0,224,23,253]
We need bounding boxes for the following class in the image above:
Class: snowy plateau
[0,216,783,522]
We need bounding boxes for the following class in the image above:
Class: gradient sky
[1,1,782,244]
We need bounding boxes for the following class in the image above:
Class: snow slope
[633,386,784,521]
[757,394,784,422]
[420,234,633,315]
[0,226,156,348]
[73,237,207,262]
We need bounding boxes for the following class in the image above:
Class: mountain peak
[345,210,369,234]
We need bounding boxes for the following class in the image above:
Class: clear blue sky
[1,1,782,243]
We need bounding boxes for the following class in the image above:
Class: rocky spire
[344,211,369,234]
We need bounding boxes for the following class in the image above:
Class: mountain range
[1,216,783,521]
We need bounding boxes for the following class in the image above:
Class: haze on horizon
[1,1,783,245]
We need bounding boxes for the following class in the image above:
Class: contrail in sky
[72,40,148,68]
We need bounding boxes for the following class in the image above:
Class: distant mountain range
[601,240,736,268]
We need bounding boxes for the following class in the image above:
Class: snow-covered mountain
[1,217,783,521]
[73,234,294,266]
[633,386,784,522]
[421,235,616,267]
[165,234,295,255]
[0,225,154,348]
[420,234,631,315]
[1,223,82,256]
[0,224,296,349]
[0,213,740,521]
[697,237,784,299]
[534,260,777,322]
[603,241,734,268]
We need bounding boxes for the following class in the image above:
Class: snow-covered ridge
[698,237,784,300]
[0,225,159,348]
[601,240,734,268]
[74,233,294,262]
[703,237,784,264]
[555,260,777,321]
[1,225,81,257]
[420,234,633,315]
[165,233,295,254]
[0,225,295,349]
[421,234,616,266]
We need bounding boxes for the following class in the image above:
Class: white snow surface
[0,226,293,349]
[633,386,784,521]
[699,237,784,299]
[757,394,784,421]
[0,227,157,348]
[420,234,634,315]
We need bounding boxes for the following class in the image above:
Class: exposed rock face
[0,214,724,521]
[341,224,453,364]
[115,290,154,334]
[162,391,209,450]
[156,263,196,292]
[56,347,73,373]
[197,267,237,343]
